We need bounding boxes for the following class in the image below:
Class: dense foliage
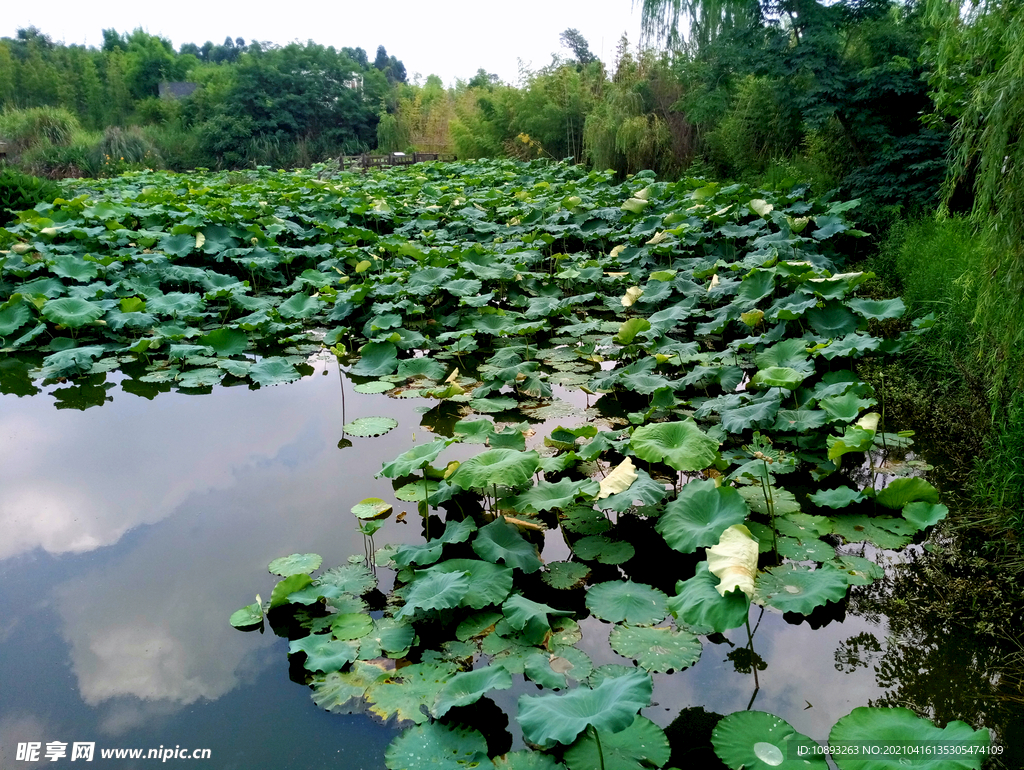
[1,157,997,763]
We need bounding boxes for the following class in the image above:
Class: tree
[559,29,598,66]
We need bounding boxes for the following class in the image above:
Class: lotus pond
[0,159,1019,768]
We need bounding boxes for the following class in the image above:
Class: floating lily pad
[344,416,399,437]
[229,601,263,628]
[808,486,864,509]
[755,563,849,615]
[585,580,668,625]
[543,561,591,590]
[832,555,884,586]
[712,710,826,770]
[353,380,394,394]
[571,535,634,564]
[384,721,491,770]
[351,497,393,520]
[268,553,323,577]
[366,661,459,725]
[311,660,388,714]
[609,624,702,673]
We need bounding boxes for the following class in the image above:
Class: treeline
[0,26,406,172]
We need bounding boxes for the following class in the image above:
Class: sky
[1,0,646,85]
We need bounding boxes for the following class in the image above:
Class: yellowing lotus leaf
[646,230,669,245]
[597,457,638,500]
[707,274,720,292]
[706,524,758,599]
[856,412,880,432]
[610,245,626,258]
[621,286,643,307]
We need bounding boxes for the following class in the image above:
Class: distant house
[158,82,199,100]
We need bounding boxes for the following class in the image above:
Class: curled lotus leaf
[378,438,449,478]
[712,710,826,770]
[432,664,514,718]
[668,562,750,634]
[517,670,653,748]
[596,457,638,500]
[229,601,263,628]
[751,366,806,390]
[473,518,543,573]
[874,477,940,509]
[707,524,759,598]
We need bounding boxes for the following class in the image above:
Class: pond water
[2,356,1020,768]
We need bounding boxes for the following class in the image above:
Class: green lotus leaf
[613,317,651,345]
[754,338,813,373]
[776,512,832,538]
[656,480,750,554]
[719,395,783,433]
[319,564,377,594]
[846,297,906,321]
[50,255,99,282]
[229,601,263,628]
[874,477,940,508]
[456,611,503,641]
[469,395,519,413]
[808,487,864,509]
[518,670,653,748]
[712,710,826,770]
[249,357,302,386]
[510,477,600,513]
[668,562,750,633]
[199,328,249,357]
[385,722,492,770]
[599,469,667,513]
[378,438,449,477]
[351,497,393,520]
[473,518,543,573]
[503,593,573,644]
[902,501,949,529]
[351,341,399,377]
[608,624,701,673]
[751,366,806,390]
[524,652,574,690]
[829,515,912,549]
[571,535,634,564]
[630,420,719,472]
[428,559,514,608]
[820,390,877,422]
[828,707,990,770]
[564,716,671,770]
[344,416,399,437]
[397,356,447,381]
[394,479,439,502]
[358,617,416,658]
[366,660,460,726]
[353,380,393,394]
[820,332,882,360]
[277,293,321,319]
[754,564,849,614]
[775,535,836,562]
[807,301,860,337]
[177,367,223,388]
[396,570,471,618]
[41,297,105,328]
[585,580,668,625]
[542,561,592,590]
[432,664,514,718]
[773,408,829,432]
[270,573,313,608]
[450,449,540,491]
[147,292,206,316]
[0,299,31,337]
[269,553,323,576]
[832,554,884,586]
[303,637,360,673]
[310,660,387,713]
[493,750,564,770]
[453,417,495,443]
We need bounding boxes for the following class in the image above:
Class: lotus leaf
[344,416,399,437]
[571,535,634,564]
[270,573,313,608]
[431,664,513,718]
[599,469,667,513]
[510,477,599,513]
[712,710,826,770]
[820,390,876,422]
[755,564,849,614]
[846,297,906,321]
[41,297,105,328]
[613,317,651,345]
[542,561,591,590]
[493,751,564,770]
[707,524,759,598]
[249,357,301,387]
[902,501,949,529]
[428,559,514,608]
[396,570,471,618]
[360,617,416,658]
[502,593,573,643]
[456,611,503,641]
[832,554,884,586]
[366,660,460,725]
[524,652,573,690]
[657,480,750,554]
[668,562,750,633]
[303,638,360,673]
[378,438,450,478]
[564,716,671,770]
[751,366,806,390]
[776,535,836,562]
[385,722,492,770]
[319,564,377,594]
[330,612,374,641]
[229,601,263,628]
[394,479,439,502]
[809,487,864,509]
[585,580,668,625]
[608,624,701,673]
[351,341,399,377]
[828,707,990,770]
[147,292,205,316]
[353,380,393,394]
[630,420,719,472]
[874,477,940,508]
[269,553,323,577]
[473,518,543,573]
[0,300,31,337]
[776,512,832,538]
[450,449,540,491]
[719,395,783,433]
[517,670,653,748]
[351,497,393,520]
[311,660,388,714]
[829,515,912,549]
[199,328,248,357]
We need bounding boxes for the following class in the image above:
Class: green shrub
[93,126,162,174]
[0,167,61,225]
[0,106,81,155]
[20,129,101,179]
[143,122,210,171]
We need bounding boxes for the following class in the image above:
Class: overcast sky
[2,0,646,85]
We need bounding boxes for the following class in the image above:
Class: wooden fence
[339,152,456,171]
